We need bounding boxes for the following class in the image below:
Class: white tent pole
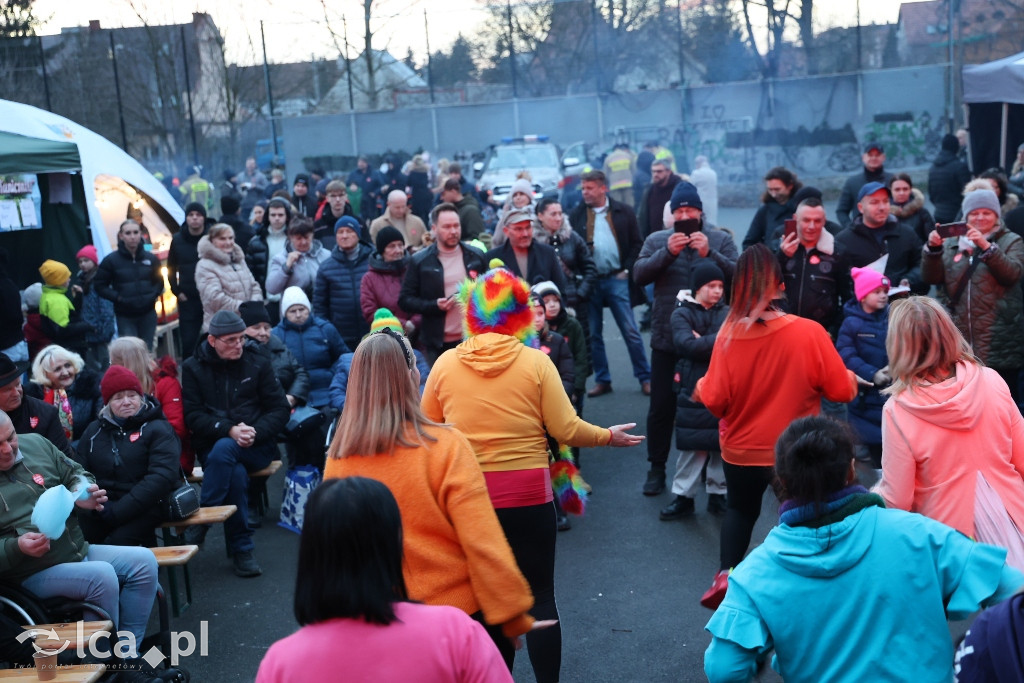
[1001,102,1009,169]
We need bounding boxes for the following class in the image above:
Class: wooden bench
[249,460,283,519]
[0,663,105,681]
[158,505,237,531]
[20,620,114,651]
[151,545,198,567]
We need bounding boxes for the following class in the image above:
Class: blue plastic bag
[278,466,320,534]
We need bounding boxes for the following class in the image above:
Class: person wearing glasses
[181,310,290,577]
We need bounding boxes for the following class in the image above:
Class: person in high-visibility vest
[603,144,636,208]
[179,166,214,213]
[644,141,677,173]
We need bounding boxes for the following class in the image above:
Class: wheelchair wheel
[0,584,50,625]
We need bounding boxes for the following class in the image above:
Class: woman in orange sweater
[693,244,857,610]
[323,327,537,670]
[421,263,644,683]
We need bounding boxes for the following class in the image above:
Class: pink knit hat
[76,245,99,265]
[851,266,890,302]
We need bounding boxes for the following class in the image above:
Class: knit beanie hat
[335,215,361,234]
[530,280,561,301]
[369,308,403,334]
[22,282,42,309]
[691,261,725,294]
[669,181,703,212]
[941,133,960,153]
[207,310,245,336]
[851,266,891,302]
[962,189,1001,219]
[220,195,240,215]
[39,260,71,287]
[281,286,311,315]
[101,365,143,404]
[184,202,207,218]
[459,259,538,348]
[238,301,270,327]
[375,225,405,255]
[76,245,99,265]
[510,178,534,199]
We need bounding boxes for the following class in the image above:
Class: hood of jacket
[762,505,876,578]
[890,360,986,432]
[155,355,179,381]
[197,234,245,265]
[367,253,409,274]
[932,149,959,168]
[533,217,573,246]
[98,395,165,431]
[455,332,524,377]
[891,188,925,219]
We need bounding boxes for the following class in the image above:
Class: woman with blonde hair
[323,329,539,671]
[108,336,194,473]
[875,296,1024,569]
[693,244,856,609]
[30,344,101,443]
[195,223,263,333]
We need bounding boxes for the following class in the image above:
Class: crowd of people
[2,132,1024,681]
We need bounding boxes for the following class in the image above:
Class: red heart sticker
[29,417,38,428]
[469,270,478,279]
[32,474,44,486]
[809,255,820,265]
[129,432,141,443]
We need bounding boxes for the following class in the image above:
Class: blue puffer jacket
[328,349,430,414]
[835,299,889,445]
[272,316,349,408]
[313,243,374,349]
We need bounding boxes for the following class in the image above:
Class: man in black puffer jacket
[93,220,163,351]
[181,311,290,578]
[167,202,211,356]
[928,133,973,224]
[835,143,894,229]
[633,182,737,497]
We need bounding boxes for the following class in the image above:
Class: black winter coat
[313,243,374,349]
[836,167,894,228]
[407,170,433,225]
[245,224,287,291]
[633,226,738,353]
[834,216,925,299]
[569,196,647,306]
[181,340,291,455]
[253,334,310,405]
[0,259,23,350]
[93,243,163,317]
[399,243,487,353]
[743,198,797,250]
[485,241,569,293]
[671,299,727,452]
[928,150,972,224]
[7,394,75,458]
[777,244,845,334]
[534,223,597,307]
[167,227,207,300]
[75,398,179,526]
[538,329,575,397]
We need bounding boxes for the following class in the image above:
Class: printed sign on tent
[0,174,42,231]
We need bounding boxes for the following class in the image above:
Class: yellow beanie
[39,260,71,287]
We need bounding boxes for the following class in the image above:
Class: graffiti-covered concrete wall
[282,64,949,198]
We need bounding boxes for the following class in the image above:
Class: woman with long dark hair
[704,416,1023,683]
[256,477,512,682]
[693,244,856,609]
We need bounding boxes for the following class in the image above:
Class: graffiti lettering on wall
[611,110,945,185]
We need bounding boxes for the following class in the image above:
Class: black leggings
[720,462,775,570]
[495,502,560,683]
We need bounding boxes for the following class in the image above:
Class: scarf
[45,387,73,439]
[779,485,885,528]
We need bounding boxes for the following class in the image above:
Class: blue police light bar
[500,135,550,143]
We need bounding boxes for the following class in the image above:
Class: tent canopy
[0,131,81,174]
[963,52,1024,105]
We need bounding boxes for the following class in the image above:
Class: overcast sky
[32,0,903,66]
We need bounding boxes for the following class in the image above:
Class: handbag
[283,405,327,440]
[279,465,321,534]
[161,470,200,522]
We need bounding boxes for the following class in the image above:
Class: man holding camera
[632,182,737,496]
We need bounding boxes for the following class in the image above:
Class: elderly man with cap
[485,207,569,293]
[369,190,428,251]
[0,353,74,458]
[633,181,738,496]
[835,142,894,229]
[314,215,375,350]
[835,181,924,301]
[181,310,290,577]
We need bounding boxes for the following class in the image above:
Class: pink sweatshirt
[876,361,1024,537]
[255,602,512,683]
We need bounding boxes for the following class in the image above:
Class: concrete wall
[282,64,949,196]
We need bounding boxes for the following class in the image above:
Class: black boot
[659,495,694,520]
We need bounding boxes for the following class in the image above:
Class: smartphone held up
[936,222,969,239]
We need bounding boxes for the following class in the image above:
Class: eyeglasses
[374,327,413,369]
[214,335,245,346]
